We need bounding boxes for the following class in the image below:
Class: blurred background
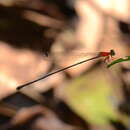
[0,0,130,130]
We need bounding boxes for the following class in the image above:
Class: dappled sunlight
[0,1,130,130]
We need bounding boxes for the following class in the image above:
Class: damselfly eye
[110,49,115,56]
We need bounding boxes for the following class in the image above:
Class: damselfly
[17,49,115,90]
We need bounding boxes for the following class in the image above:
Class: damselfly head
[110,49,115,56]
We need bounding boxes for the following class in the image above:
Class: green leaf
[64,70,119,125]
[107,56,130,68]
